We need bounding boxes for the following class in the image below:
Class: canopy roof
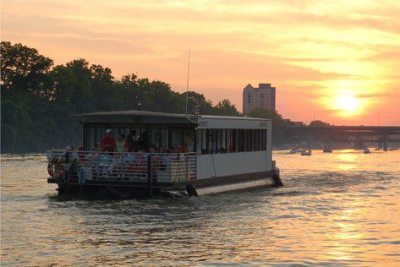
[79,110,197,125]
[78,110,270,125]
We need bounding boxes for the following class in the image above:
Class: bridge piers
[383,135,388,151]
[285,126,400,150]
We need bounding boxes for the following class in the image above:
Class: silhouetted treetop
[1,41,243,153]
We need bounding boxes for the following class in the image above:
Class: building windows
[198,129,267,154]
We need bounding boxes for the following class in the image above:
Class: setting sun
[334,93,361,116]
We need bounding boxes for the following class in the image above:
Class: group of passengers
[48,133,193,184]
[100,128,187,154]
[50,128,188,178]
[101,129,145,153]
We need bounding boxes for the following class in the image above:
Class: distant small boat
[363,148,371,154]
[301,149,312,156]
[323,145,333,153]
[289,147,302,154]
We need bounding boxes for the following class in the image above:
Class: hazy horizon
[2,0,400,125]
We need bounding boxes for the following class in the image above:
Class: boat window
[96,128,105,147]
[207,129,212,154]
[159,128,169,150]
[246,129,252,152]
[196,130,201,153]
[226,130,232,153]
[147,129,157,148]
[238,129,245,152]
[221,129,227,153]
[216,130,222,153]
[228,129,236,153]
[85,127,96,150]
[83,125,196,153]
[198,128,267,154]
[171,128,184,150]
[260,129,266,150]
[200,129,208,154]
[183,129,195,152]
[211,129,218,153]
[253,130,258,151]
[262,129,266,150]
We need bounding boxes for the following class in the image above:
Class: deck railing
[47,150,197,185]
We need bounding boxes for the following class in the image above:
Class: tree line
[2,41,310,153]
[0,41,258,153]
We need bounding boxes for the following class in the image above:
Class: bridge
[285,125,400,150]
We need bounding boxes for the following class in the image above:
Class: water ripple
[1,150,400,266]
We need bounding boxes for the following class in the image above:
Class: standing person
[116,132,127,153]
[138,131,150,152]
[126,130,137,152]
[101,129,116,152]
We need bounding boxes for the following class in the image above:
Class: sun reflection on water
[336,152,358,170]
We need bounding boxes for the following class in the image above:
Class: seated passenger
[177,143,187,153]
[78,146,85,162]
[101,129,116,152]
[59,146,78,173]
[59,146,76,163]
[149,145,157,153]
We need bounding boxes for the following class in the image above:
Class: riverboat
[46,110,282,197]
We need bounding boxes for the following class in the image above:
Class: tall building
[243,83,276,114]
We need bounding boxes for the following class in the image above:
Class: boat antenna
[185,49,191,115]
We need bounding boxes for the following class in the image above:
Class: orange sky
[2,0,400,125]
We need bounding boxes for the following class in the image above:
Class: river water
[1,150,400,266]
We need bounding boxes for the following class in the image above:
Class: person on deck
[116,133,127,153]
[101,129,116,152]
[126,130,137,152]
[137,131,149,152]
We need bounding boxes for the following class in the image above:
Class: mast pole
[185,49,191,115]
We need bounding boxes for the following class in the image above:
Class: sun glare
[333,93,361,116]
[334,94,360,111]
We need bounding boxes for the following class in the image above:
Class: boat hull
[49,170,280,198]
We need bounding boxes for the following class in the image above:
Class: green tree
[90,64,116,111]
[1,41,53,152]
[213,99,239,116]
[2,41,291,153]
[309,120,331,127]
[248,108,283,121]
[182,91,214,115]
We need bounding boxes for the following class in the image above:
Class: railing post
[186,153,189,181]
[65,170,70,193]
[169,154,173,183]
[147,154,152,197]
[121,153,124,180]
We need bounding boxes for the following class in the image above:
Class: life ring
[47,163,54,177]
